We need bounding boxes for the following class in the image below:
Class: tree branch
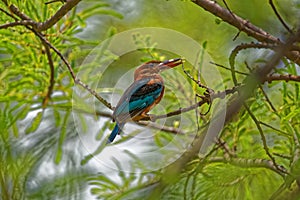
[191,0,300,65]
[192,0,278,42]
[31,29,113,110]
[0,20,35,29]
[137,121,186,135]
[96,110,186,135]
[8,4,32,20]
[37,0,81,31]
[147,27,300,199]
[8,1,81,31]
[266,74,300,83]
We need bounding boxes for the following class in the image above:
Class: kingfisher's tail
[107,123,124,144]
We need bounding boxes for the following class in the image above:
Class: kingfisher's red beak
[158,58,183,71]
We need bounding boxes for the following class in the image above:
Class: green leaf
[76,15,86,28]
[25,111,43,134]
[55,111,71,164]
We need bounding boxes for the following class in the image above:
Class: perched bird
[107,58,183,143]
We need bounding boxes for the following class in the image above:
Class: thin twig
[45,0,66,5]
[259,85,277,112]
[42,42,55,108]
[0,7,17,20]
[243,104,284,173]
[150,98,209,121]
[98,110,186,135]
[245,61,277,113]
[216,138,236,157]
[182,58,210,122]
[260,121,290,137]
[210,62,249,76]
[222,0,240,41]
[269,0,293,34]
[137,121,185,135]
[194,94,201,131]
[182,63,212,92]
[273,153,291,160]
[0,20,35,29]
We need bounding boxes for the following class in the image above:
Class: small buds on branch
[266,74,300,83]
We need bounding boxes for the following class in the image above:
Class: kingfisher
[107,58,183,143]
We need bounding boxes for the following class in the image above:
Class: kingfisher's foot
[137,113,156,122]
[147,114,156,122]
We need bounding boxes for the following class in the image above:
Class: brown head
[134,58,183,81]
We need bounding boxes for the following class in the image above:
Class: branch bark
[8,0,81,31]
[36,0,81,31]
[191,0,300,65]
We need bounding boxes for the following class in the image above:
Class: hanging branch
[31,30,113,110]
[1,3,113,110]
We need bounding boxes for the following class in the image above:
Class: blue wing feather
[107,78,163,143]
[113,78,163,123]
